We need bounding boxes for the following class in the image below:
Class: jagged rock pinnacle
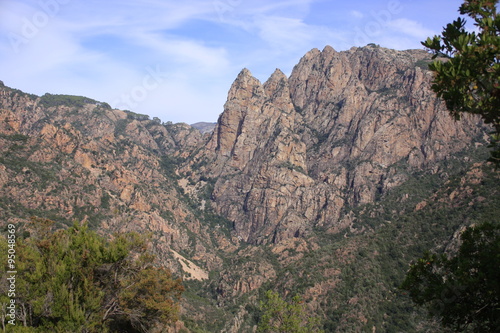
[202,46,484,244]
[322,45,336,53]
[238,68,254,78]
[269,68,287,80]
[264,68,289,97]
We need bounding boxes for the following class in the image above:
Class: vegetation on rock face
[0,218,184,332]
[401,1,500,331]
[39,93,111,109]
[257,290,323,333]
[423,0,500,163]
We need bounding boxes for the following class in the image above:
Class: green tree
[422,0,500,163]
[257,290,323,333]
[0,219,184,332]
[401,223,500,332]
[406,2,500,331]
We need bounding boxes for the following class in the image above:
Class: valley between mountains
[1,45,498,332]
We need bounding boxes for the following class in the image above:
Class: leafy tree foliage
[401,223,500,332]
[406,2,500,331]
[0,218,184,332]
[422,0,500,163]
[257,290,323,333]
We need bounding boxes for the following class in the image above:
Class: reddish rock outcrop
[190,45,485,244]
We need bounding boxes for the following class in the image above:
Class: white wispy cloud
[256,16,316,50]
[128,31,230,74]
[351,10,364,19]
[387,18,436,40]
[0,0,469,123]
[260,17,345,55]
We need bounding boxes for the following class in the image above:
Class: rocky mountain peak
[263,68,290,100]
[266,68,287,81]
[303,47,321,60]
[238,67,253,77]
[322,45,336,54]
[204,68,263,166]
[226,68,264,102]
[194,45,485,244]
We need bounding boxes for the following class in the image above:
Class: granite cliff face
[0,46,496,332]
[187,45,484,244]
[4,46,483,249]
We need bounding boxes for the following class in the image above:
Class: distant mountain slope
[190,122,217,134]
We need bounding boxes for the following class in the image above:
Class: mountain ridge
[185,45,486,245]
[1,45,498,332]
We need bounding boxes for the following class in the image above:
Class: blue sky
[0,0,466,124]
